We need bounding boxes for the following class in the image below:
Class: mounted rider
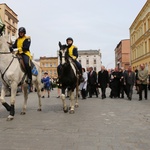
[10,27,32,85]
[57,37,83,85]
[66,37,82,75]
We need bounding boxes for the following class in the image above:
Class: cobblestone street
[0,88,150,150]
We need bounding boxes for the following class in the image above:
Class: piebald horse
[0,35,43,121]
[58,42,79,114]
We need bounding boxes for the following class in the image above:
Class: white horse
[0,35,43,121]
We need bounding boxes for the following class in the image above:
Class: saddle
[16,54,38,76]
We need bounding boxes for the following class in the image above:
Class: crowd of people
[78,64,150,101]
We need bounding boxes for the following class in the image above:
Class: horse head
[0,35,9,52]
[58,41,69,65]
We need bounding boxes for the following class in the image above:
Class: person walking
[41,72,51,98]
[88,67,98,98]
[79,68,88,99]
[124,66,135,100]
[98,66,109,99]
[138,64,148,100]
[109,67,120,98]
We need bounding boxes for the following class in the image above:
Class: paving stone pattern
[0,88,150,150]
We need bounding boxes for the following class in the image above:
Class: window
[86,59,89,64]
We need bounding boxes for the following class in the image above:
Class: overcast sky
[1,0,147,68]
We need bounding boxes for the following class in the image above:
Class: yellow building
[40,57,58,79]
[0,3,18,40]
[130,0,150,72]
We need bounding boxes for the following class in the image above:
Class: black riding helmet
[66,37,73,43]
[18,27,26,34]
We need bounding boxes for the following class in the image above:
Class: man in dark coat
[98,66,109,99]
[88,67,98,98]
[124,66,135,100]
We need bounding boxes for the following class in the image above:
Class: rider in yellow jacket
[66,37,82,75]
[10,27,32,85]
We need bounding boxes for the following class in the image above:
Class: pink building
[115,39,130,69]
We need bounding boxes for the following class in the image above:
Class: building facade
[115,39,130,69]
[0,3,18,41]
[77,49,102,73]
[130,0,150,72]
[40,57,58,79]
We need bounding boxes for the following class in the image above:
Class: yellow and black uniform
[67,44,82,75]
[67,45,78,60]
[11,35,32,84]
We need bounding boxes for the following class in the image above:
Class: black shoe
[139,98,142,101]
[48,95,50,98]
[42,96,45,98]
[88,96,92,98]
[145,98,147,100]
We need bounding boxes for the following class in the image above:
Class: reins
[0,55,15,87]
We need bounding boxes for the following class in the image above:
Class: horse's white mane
[0,35,10,52]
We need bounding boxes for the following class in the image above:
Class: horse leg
[69,91,75,114]
[75,85,79,108]
[20,84,28,115]
[0,85,11,111]
[34,81,42,111]
[7,82,18,121]
[61,94,68,113]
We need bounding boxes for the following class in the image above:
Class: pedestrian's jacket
[124,71,135,85]
[138,69,148,84]
[41,76,50,88]
[12,35,32,59]
[88,71,97,85]
[98,70,109,88]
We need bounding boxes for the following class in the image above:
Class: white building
[78,49,102,73]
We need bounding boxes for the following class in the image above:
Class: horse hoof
[6,115,14,121]
[69,110,75,114]
[37,108,42,111]
[63,107,68,113]
[75,104,79,108]
[20,112,26,115]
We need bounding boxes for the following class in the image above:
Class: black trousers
[100,87,106,98]
[81,89,86,99]
[89,84,98,97]
[21,53,32,80]
[139,84,147,99]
